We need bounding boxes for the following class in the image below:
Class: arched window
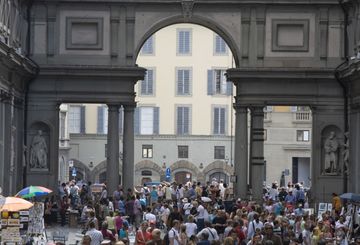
[209,172,229,185]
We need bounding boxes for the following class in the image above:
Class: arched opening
[135,23,235,186]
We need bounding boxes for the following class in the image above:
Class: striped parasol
[16,186,52,199]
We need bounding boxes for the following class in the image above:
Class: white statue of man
[29,130,48,169]
[324,131,339,173]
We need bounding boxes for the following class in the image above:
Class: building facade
[0,0,358,203]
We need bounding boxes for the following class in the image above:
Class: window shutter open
[214,107,219,134]
[183,107,189,134]
[97,106,104,133]
[80,106,86,133]
[153,107,159,134]
[220,108,226,134]
[184,70,190,94]
[207,70,214,95]
[177,107,183,134]
[148,69,153,95]
[134,107,140,135]
[226,81,233,96]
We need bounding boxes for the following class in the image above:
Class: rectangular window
[97,106,108,134]
[297,130,310,142]
[141,35,154,55]
[135,107,160,135]
[178,145,189,158]
[142,145,153,158]
[214,146,225,159]
[176,106,190,135]
[68,105,84,133]
[207,69,232,96]
[213,107,226,135]
[177,29,191,55]
[214,34,227,54]
[140,69,154,95]
[176,68,191,95]
[214,69,227,95]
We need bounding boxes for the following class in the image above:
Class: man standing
[262,223,282,245]
[85,221,104,245]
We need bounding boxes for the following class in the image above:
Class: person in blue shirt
[196,231,211,245]
[284,190,296,206]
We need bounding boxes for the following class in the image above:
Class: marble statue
[324,131,339,174]
[29,130,48,169]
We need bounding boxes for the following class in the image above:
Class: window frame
[140,35,155,55]
[212,105,227,135]
[142,144,153,158]
[175,105,191,135]
[214,146,225,160]
[178,145,189,159]
[176,28,192,56]
[213,34,228,55]
[175,67,192,96]
[140,68,156,96]
[296,130,310,142]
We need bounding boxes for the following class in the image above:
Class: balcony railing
[293,111,311,122]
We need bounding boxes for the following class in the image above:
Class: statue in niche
[323,131,339,174]
[29,130,48,169]
[343,132,349,175]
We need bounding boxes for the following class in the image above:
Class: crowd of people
[52,179,360,245]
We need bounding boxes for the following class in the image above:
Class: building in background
[60,24,312,188]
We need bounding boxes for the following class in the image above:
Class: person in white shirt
[194,201,205,231]
[182,198,193,221]
[185,215,198,238]
[169,220,181,245]
[196,221,219,241]
[247,213,264,240]
[85,220,103,245]
[144,207,157,223]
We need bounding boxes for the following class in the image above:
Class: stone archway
[202,160,234,183]
[69,159,91,182]
[170,160,204,183]
[135,160,164,185]
[91,160,123,184]
[134,14,241,67]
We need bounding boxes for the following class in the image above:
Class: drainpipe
[23,0,40,187]
[335,0,351,193]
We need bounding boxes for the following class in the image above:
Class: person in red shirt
[101,221,117,243]
[136,221,151,245]
[230,220,246,244]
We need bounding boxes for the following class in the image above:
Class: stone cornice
[227,68,335,81]
[38,65,146,81]
[0,41,38,79]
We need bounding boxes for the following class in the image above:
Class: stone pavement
[45,225,83,245]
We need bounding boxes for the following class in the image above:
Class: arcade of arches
[1,0,360,205]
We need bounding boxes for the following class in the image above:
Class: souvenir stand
[26,202,47,244]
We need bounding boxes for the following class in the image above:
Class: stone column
[250,106,265,201]
[122,104,135,192]
[349,104,360,193]
[106,104,120,194]
[233,105,248,199]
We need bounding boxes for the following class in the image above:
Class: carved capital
[182,0,195,20]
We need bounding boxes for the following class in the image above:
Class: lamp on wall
[89,161,93,168]
[162,162,166,169]
[199,163,203,169]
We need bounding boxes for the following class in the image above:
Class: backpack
[297,232,303,243]
[163,229,175,245]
